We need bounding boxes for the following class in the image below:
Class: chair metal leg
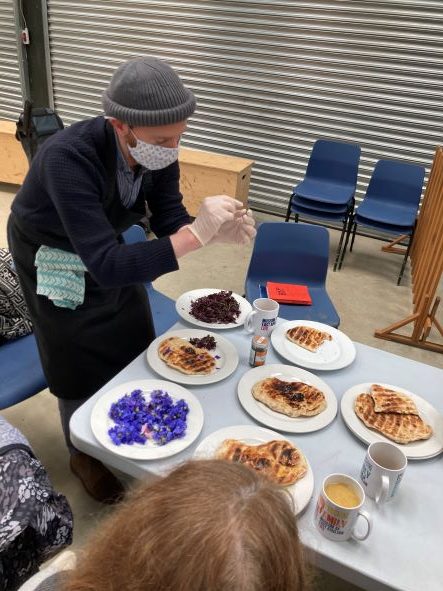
[397,225,415,285]
[338,214,354,270]
[333,220,347,271]
[350,220,357,252]
[336,200,355,271]
[285,197,293,222]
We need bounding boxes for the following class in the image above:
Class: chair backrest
[122,224,147,245]
[121,225,179,337]
[246,222,330,286]
[121,225,154,294]
[305,139,361,187]
[365,159,425,208]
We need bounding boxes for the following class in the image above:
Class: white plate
[194,425,314,515]
[90,379,204,460]
[271,320,356,370]
[237,364,337,433]
[146,329,239,385]
[175,288,252,329]
[341,382,443,460]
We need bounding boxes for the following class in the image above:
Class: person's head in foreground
[63,459,307,591]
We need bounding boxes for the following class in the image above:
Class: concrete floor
[1,183,442,590]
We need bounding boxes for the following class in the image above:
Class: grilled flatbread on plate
[252,377,326,417]
[370,384,419,415]
[216,439,307,485]
[158,337,216,375]
[286,326,332,352]
[354,393,432,444]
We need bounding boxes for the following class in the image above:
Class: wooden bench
[0,121,254,213]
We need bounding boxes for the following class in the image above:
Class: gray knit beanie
[102,56,196,126]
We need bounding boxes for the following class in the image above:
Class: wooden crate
[179,147,254,216]
[0,121,28,185]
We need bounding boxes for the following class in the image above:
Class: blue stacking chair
[245,222,340,327]
[122,225,179,335]
[0,334,47,410]
[340,159,425,285]
[285,139,361,271]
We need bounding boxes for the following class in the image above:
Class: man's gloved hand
[209,209,256,245]
[188,195,244,245]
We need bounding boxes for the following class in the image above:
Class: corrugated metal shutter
[0,0,24,120]
[46,0,443,214]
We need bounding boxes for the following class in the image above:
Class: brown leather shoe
[70,452,125,505]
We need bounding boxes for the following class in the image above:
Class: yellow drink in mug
[314,473,372,542]
[325,482,361,509]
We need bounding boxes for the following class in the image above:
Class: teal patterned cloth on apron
[35,246,86,310]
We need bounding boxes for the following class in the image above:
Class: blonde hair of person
[63,459,308,591]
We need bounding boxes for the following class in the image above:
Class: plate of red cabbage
[175,289,252,329]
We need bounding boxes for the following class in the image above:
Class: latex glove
[210,209,256,245]
[188,195,244,245]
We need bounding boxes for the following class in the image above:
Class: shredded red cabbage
[189,335,217,350]
[189,291,241,324]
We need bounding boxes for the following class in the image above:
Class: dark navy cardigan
[11,116,191,288]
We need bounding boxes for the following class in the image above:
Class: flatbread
[354,393,432,444]
[158,337,216,375]
[286,326,332,352]
[370,384,419,415]
[252,377,326,417]
[216,439,307,485]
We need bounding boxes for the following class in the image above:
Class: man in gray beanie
[8,56,255,504]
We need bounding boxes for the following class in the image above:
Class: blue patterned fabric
[35,246,86,310]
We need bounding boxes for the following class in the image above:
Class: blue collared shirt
[115,141,146,209]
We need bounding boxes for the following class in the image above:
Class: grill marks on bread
[252,377,326,417]
[217,439,307,485]
[158,337,216,375]
[286,326,332,352]
[354,392,432,444]
[370,384,419,415]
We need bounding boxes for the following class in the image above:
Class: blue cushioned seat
[0,334,47,410]
[291,194,349,214]
[294,178,356,205]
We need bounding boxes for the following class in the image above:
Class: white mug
[360,441,407,504]
[244,298,279,337]
[314,473,371,542]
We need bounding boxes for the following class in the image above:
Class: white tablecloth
[71,320,443,591]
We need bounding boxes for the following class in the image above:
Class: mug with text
[244,298,279,337]
[314,473,371,542]
[360,441,407,504]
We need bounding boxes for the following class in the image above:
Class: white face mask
[127,130,179,170]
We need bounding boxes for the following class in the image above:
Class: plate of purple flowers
[147,329,239,385]
[90,379,204,459]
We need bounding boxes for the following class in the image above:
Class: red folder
[266,282,312,305]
